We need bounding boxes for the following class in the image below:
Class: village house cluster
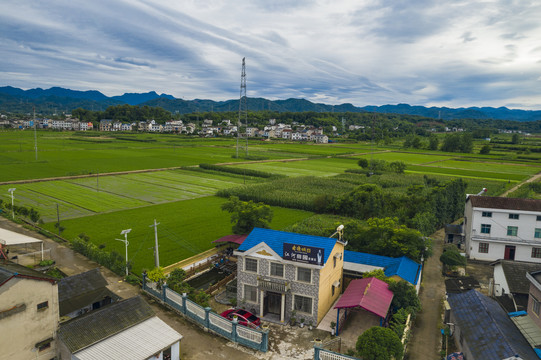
[1,116,328,142]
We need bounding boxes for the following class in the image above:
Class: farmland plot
[228,157,360,177]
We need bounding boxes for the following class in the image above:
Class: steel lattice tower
[237,57,248,157]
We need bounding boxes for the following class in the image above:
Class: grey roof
[499,260,541,294]
[58,296,155,353]
[0,261,57,286]
[58,268,119,316]
[447,290,538,360]
[445,224,463,235]
[468,196,541,212]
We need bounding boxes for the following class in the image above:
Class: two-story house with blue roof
[235,228,345,325]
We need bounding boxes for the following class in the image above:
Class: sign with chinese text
[283,243,324,266]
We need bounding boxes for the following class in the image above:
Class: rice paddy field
[1,130,540,274]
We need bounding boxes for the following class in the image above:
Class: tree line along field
[1,130,540,275]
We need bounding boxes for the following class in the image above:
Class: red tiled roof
[212,234,248,245]
[334,277,393,318]
[468,196,541,212]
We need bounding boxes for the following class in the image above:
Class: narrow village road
[405,227,446,359]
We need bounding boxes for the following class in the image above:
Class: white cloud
[0,0,540,109]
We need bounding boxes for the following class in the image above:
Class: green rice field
[1,130,540,274]
[41,196,312,275]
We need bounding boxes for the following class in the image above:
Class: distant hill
[1,86,540,122]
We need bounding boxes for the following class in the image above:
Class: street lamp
[8,188,16,219]
[116,229,131,276]
[329,224,347,245]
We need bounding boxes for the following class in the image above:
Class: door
[266,292,281,315]
[504,245,516,260]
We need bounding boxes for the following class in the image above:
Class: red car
[220,309,261,328]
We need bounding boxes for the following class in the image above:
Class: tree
[147,267,166,286]
[221,196,273,234]
[357,158,369,168]
[428,134,439,150]
[356,327,403,360]
[440,244,467,267]
[511,133,521,144]
[336,184,386,219]
[389,280,421,314]
[479,144,491,155]
[389,161,406,174]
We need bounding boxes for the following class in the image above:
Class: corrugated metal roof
[468,196,541,212]
[238,228,337,264]
[0,227,43,245]
[511,314,541,348]
[58,296,155,353]
[447,290,538,360]
[59,268,119,316]
[343,251,421,285]
[334,277,393,318]
[0,261,57,286]
[73,316,182,360]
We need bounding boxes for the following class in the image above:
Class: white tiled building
[464,196,541,262]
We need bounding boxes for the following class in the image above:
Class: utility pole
[237,57,247,157]
[149,219,160,268]
[8,188,16,219]
[33,106,38,161]
[56,203,60,234]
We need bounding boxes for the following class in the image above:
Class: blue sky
[1,0,540,109]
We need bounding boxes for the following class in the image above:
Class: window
[293,294,313,314]
[244,258,258,273]
[37,301,48,311]
[535,228,541,239]
[482,211,492,217]
[509,213,519,220]
[244,284,258,303]
[479,242,489,253]
[297,267,312,283]
[333,256,337,268]
[35,338,53,352]
[537,215,541,221]
[532,295,540,316]
[480,224,491,234]
[532,248,541,258]
[270,262,284,278]
[507,226,518,236]
[332,285,335,296]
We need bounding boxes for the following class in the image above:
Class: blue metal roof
[238,228,338,264]
[344,251,421,285]
[447,290,538,360]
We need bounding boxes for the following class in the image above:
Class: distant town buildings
[0,117,328,142]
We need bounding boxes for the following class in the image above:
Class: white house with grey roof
[58,296,182,360]
[464,196,541,262]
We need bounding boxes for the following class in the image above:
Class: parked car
[220,309,261,328]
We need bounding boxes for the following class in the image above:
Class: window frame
[482,211,492,217]
[269,262,284,278]
[507,226,518,237]
[244,257,258,273]
[296,267,312,284]
[37,301,49,311]
[509,213,520,220]
[293,294,313,315]
[480,224,491,234]
[532,248,541,258]
[244,284,258,303]
[535,228,541,239]
[537,215,541,222]
[478,242,489,253]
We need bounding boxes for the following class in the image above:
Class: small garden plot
[229,157,359,177]
[27,181,149,213]
[0,186,94,222]
[434,159,541,176]
[406,165,528,182]
[354,151,454,165]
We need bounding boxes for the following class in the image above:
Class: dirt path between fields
[405,227,446,359]
[501,171,541,197]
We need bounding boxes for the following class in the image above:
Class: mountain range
[1,86,540,122]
